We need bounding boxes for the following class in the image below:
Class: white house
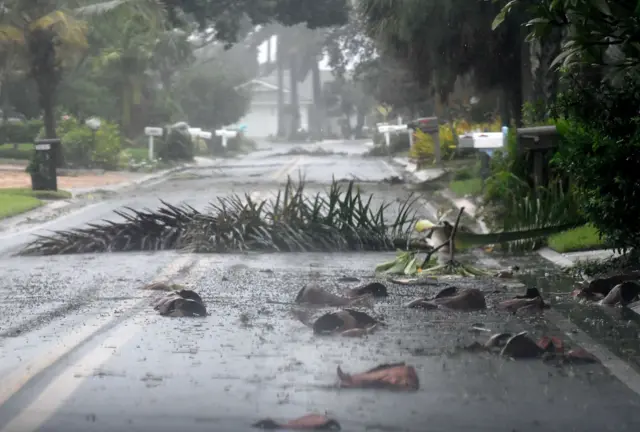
[236,68,342,138]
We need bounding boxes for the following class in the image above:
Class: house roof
[238,67,336,105]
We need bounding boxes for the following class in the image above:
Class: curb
[430,178,640,396]
[0,162,196,232]
[69,162,196,198]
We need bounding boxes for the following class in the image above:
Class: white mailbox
[457,132,504,150]
[144,127,163,137]
[199,131,212,140]
[377,123,409,148]
[215,129,238,147]
[144,126,164,160]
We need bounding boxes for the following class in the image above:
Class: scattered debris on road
[19,179,422,255]
[464,331,599,364]
[252,414,341,430]
[573,276,640,307]
[405,287,487,311]
[497,287,549,314]
[294,284,374,308]
[152,289,207,317]
[292,308,381,337]
[337,363,420,391]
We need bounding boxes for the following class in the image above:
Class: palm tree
[90,5,165,137]
[0,1,89,165]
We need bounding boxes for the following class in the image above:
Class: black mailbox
[407,116,439,133]
[515,125,561,190]
[30,138,59,191]
[516,125,559,153]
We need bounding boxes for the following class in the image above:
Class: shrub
[549,74,640,252]
[227,132,257,153]
[58,116,122,169]
[61,126,95,167]
[157,126,194,161]
[409,129,434,161]
[92,121,122,169]
[0,119,44,144]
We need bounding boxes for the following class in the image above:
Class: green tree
[358,0,527,125]
[0,0,90,165]
[177,69,250,130]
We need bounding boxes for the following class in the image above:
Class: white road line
[0,151,307,429]
[0,313,155,432]
[0,202,107,241]
[0,254,197,410]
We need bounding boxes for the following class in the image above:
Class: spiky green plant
[480,175,585,251]
[19,177,424,256]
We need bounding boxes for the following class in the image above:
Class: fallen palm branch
[19,178,426,256]
[375,207,490,277]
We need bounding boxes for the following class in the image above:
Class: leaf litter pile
[19,178,423,256]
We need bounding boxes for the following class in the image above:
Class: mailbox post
[215,129,238,148]
[144,126,163,160]
[31,138,60,191]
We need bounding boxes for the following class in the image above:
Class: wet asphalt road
[1,140,640,431]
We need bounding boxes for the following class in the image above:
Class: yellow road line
[271,156,304,180]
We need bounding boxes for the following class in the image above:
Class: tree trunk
[39,84,64,167]
[310,58,323,139]
[276,37,285,138]
[288,54,300,139]
[354,110,365,138]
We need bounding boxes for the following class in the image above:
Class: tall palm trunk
[310,58,323,139]
[288,53,300,139]
[276,36,285,137]
[36,76,64,167]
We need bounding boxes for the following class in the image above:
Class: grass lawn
[547,224,607,253]
[449,178,483,197]
[0,187,71,219]
[125,147,150,162]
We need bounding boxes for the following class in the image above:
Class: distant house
[236,68,342,138]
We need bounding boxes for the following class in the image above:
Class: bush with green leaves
[552,75,640,252]
[0,119,44,144]
[58,117,122,170]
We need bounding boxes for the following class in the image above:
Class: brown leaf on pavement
[152,290,207,317]
[345,282,388,298]
[500,332,544,359]
[312,309,379,336]
[337,362,419,391]
[252,414,341,430]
